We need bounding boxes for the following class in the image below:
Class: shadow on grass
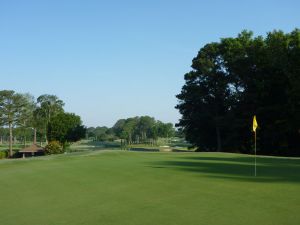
[171,149,193,152]
[129,148,160,152]
[149,154,300,183]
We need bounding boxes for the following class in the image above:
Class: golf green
[0,151,299,225]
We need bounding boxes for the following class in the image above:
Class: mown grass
[0,151,299,225]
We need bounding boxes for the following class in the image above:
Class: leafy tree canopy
[176,29,300,156]
[48,112,86,145]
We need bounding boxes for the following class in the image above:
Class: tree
[87,126,117,142]
[136,116,156,142]
[112,119,126,137]
[32,106,47,145]
[47,112,86,148]
[176,42,232,151]
[36,94,64,143]
[120,117,139,144]
[86,127,96,139]
[0,90,33,157]
[157,122,175,138]
[18,93,36,147]
[111,116,175,145]
[286,29,300,153]
[176,29,300,156]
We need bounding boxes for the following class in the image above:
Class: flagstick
[254,130,257,177]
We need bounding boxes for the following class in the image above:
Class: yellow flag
[253,115,258,132]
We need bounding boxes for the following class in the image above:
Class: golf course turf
[1,150,299,225]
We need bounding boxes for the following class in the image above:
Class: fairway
[1,151,300,225]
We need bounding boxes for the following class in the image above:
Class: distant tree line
[0,90,86,157]
[176,29,300,156]
[87,116,175,145]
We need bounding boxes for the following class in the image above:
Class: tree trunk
[215,124,222,152]
[34,128,37,145]
[9,123,13,157]
[45,126,48,144]
[24,136,26,148]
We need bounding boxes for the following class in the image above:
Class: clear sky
[1,0,299,127]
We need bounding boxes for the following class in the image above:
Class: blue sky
[1,0,299,127]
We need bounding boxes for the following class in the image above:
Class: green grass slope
[0,151,299,225]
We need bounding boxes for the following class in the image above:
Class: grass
[69,139,194,153]
[0,150,299,225]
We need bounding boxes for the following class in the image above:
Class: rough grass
[0,151,299,225]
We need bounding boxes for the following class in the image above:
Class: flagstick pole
[254,131,257,177]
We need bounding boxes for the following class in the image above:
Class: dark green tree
[176,29,300,156]
[112,119,126,137]
[47,112,86,148]
[176,42,232,151]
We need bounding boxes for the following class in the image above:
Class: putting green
[0,151,299,225]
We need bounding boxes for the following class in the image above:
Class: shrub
[45,141,64,155]
[0,151,7,159]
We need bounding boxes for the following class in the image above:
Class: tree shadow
[129,148,160,152]
[149,154,300,183]
[182,155,300,167]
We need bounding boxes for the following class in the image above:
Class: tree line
[87,116,175,145]
[0,90,86,157]
[176,29,300,156]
